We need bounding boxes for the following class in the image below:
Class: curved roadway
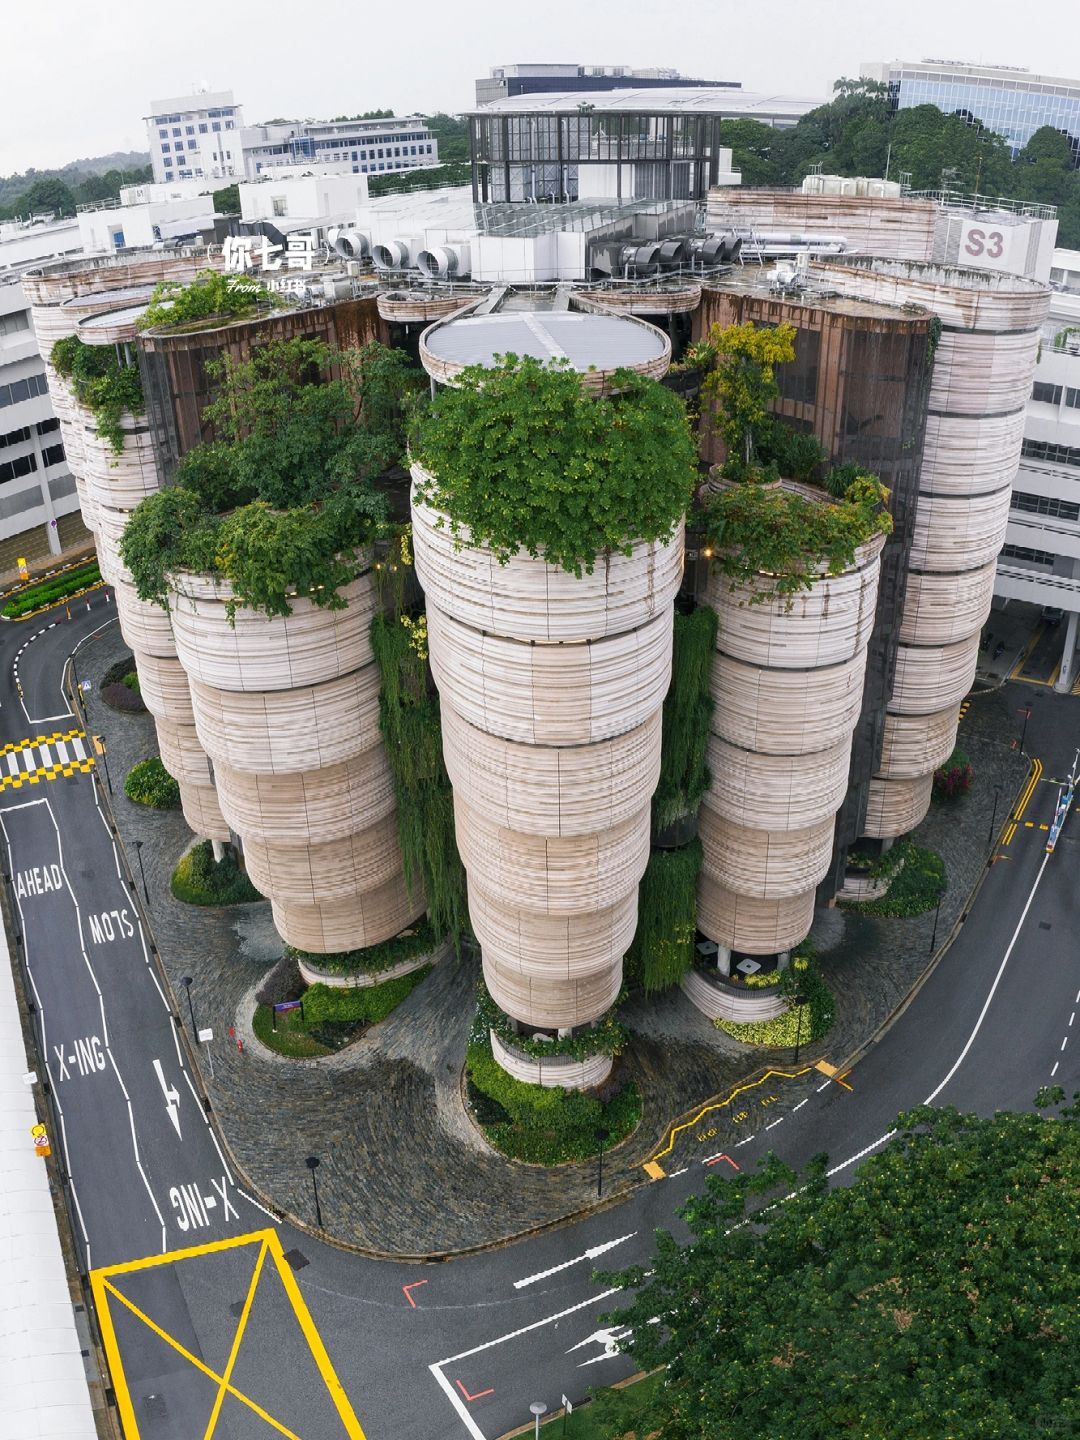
[2,596,1078,1440]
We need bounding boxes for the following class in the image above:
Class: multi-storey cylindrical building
[693,488,885,1003]
[413,303,682,1085]
[818,259,1050,839]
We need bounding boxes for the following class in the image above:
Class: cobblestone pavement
[82,622,1030,1253]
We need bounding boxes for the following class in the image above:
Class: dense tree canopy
[0,160,152,221]
[593,1099,1080,1440]
[719,77,1080,245]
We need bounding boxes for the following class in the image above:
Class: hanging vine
[625,839,703,995]
[652,607,718,832]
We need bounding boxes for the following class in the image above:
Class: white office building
[145,90,245,184]
[993,248,1080,686]
[239,116,437,179]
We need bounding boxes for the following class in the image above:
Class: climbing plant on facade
[51,334,144,454]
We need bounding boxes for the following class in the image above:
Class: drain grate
[1039,921,1052,930]
[282,1248,309,1271]
[229,1299,246,1318]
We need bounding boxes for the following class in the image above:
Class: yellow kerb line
[651,1066,813,1162]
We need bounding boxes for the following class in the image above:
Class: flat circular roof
[77,303,149,343]
[60,285,157,312]
[424,311,667,372]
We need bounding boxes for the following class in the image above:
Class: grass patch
[715,958,834,1048]
[125,756,181,809]
[466,1036,641,1165]
[548,1371,665,1439]
[251,966,432,1059]
[838,840,945,918]
[2,561,101,618]
[171,841,263,906]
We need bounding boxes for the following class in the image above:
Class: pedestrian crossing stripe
[0,729,93,792]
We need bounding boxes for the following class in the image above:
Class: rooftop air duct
[333,230,370,261]
[416,244,472,279]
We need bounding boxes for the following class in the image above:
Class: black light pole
[928,896,943,956]
[987,785,1003,849]
[594,1127,610,1199]
[180,975,197,1035]
[133,839,148,902]
[792,993,808,1064]
[305,1155,323,1228]
[1020,705,1032,757]
[97,737,113,795]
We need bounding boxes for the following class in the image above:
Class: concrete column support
[1054,609,1080,694]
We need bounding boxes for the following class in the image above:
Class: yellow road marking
[0,727,84,757]
[90,1229,366,1440]
[1004,758,1042,846]
[1040,823,1049,831]
[651,1067,812,1162]
[814,1060,837,1076]
[203,1238,268,1440]
[642,1160,666,1180]
[1025,821,1035,827]
[1009,627,1043,681]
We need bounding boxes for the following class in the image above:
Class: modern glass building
[862,61,1080,160]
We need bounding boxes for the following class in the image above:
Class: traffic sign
[31,1122,51,1157]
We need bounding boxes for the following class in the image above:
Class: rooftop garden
[120,337,424,619]
[51,334,143,453]
[136,267,284,332]
[692,321,894,604]
[411,354,699,578]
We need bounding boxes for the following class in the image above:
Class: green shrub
[466,1037,641,1165]
[252,1005,330,1058]
[412,355,698,577]
[101,683,145,714]
[289,919,440,976]
[2,561,101,618]
[934,747,974,801]
[170,841,263,905]
[715,953,833,1047]
[625,841,703,995]
[652,608,716,831]
[121,671,141,694]
[838,840,945,918]
[124,757,181,809]
[51,336,143,453]
[301,967,432,1026]
[475,984,626,1060]
[136,268,283,331]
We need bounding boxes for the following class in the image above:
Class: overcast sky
[5,0,1080,175]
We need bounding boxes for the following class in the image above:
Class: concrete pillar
[211,839,225,864]
[1054,609,1080,694]
[880,836,895,854]
[776,950,791,971]
[715,945,732,977]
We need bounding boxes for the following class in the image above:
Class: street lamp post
[988,784,1003,849]
[1019,705,1032,757]
[133,839,149,903]
[180,975,197,1035]
[530,1401,547,1440]
[305,1155,323,1228]
[792,993,808,1064]
[594,1126,610,1199]
[928,896,943,956]
[97,737,113,795]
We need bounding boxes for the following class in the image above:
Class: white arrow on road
[513,1233,636,1290]
[152,1058,182,1140]
[566,1325,633,1366]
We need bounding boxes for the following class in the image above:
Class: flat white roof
[426,311,666,371]
[473,87,821,117]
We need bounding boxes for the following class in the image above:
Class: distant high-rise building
[145,89,245,184]
[476,62,740,108]
[861,59,1080,160]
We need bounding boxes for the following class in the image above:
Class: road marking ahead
[0,728,92,795]
[91,1229,366,1440]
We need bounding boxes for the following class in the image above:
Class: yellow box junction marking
[650,1066,813,1164]
[90,1229,365,1440]
[0,729,93,793]
[642,1160,666,1181]
[1003,757,1042,847]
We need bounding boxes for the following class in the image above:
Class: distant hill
[0,152,153,221]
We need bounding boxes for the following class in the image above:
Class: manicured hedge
[838,841,945,918]
[301,967,432,1026]
[124,757,181,809]
[3,562,101,618]
[288,919,440,976]
[171,841,263,906]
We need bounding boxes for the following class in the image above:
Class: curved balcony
[696,874,816,956]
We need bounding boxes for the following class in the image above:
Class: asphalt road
[3,594,1079,1440]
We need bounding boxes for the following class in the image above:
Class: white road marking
[765,1118,783,1130]
[566,1325,632,1366]
[1061,1036,1069,1052]
[924,852,1051,1106]
[513,1233,635,1289]
[816,1080,831,1092]
[152,1057,183,1139]
[735,1135,754,1147]
[1052,1061,1060,1077]
[669,1167,688,1177]
[826,1131,897,1178]
[54,739,69,764]
[793,1099,808,1111]
[72,736,86,762]
[1070,1012,1076,1027]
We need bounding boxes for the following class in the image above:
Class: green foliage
[51,335,143,453]
[212,184,240,214]
[846,844,905,881]
[124,757,181,809]
[703,473,892,604]
[137,267,283,331]
[715,953,833,1047]
[252,1005,330,1058]
[413,355,697,578]
[576,1372,665,1440]
[755,418,828,484]
[369,162,471,195]
[170,841,263,906]
[421,113,469,162]
[0,160,152,221]
[466,1036,641,1165]
[7,176,77,217]
[596,1102,1080,1439]
[689,321,798,474]
[839,840,945,917]
[301,967,432,1026]
[2,561,101,618]
[475,984,627,1060]
[626,841,703,995]
[822,460,864,499]
[652,608,717,830]
[371,600,466,943]
[934,746,974,800]
[288,918,441,976]
[120,339,423,619]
